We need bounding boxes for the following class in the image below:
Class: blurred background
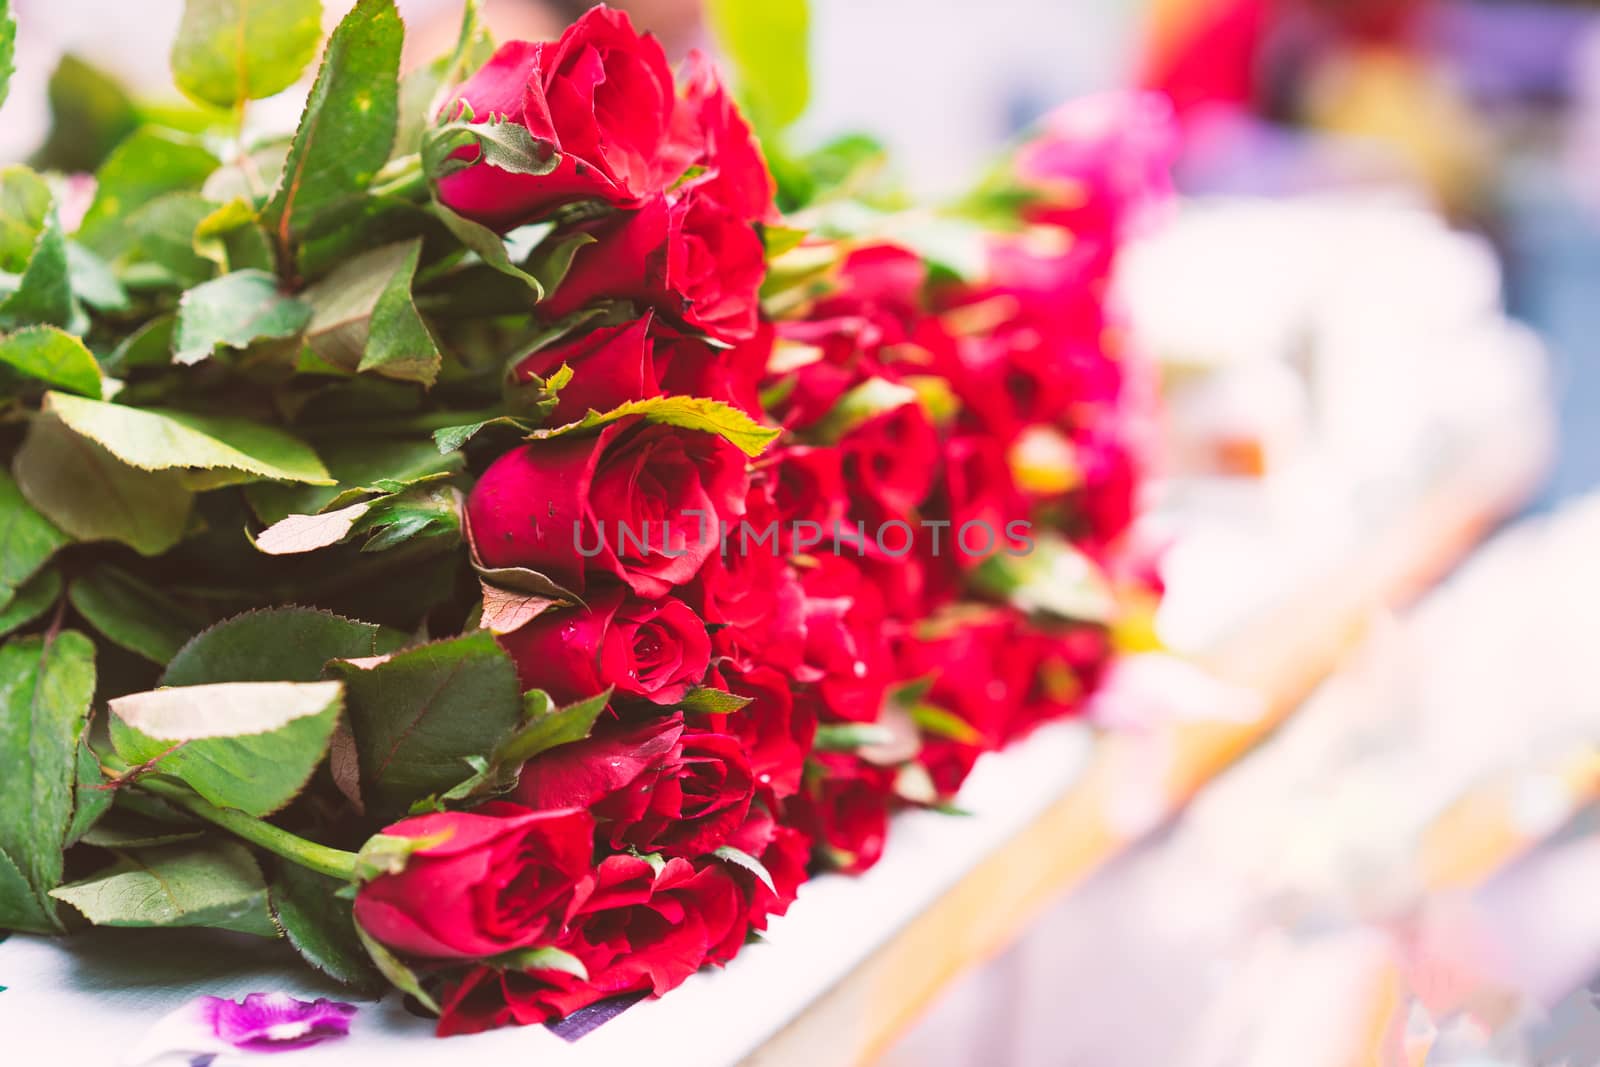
[4,0,1599,1064]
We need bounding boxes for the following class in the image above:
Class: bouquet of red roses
[0,0,1171,1037]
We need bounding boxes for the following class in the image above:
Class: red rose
[663,51,776,223]
[436,855,750,1035]
[790,751,895,873]
[799,556,894,724]
[685,478,807,668]
[352,804,594,960]
[512,314,660,426]
[515,714,755,857]
[941,433,1027,567]
[468,418,748,598]
[539,187,766,343]
[500,586,711,705]
[435,7,679,230]
[769,445,848,551]
[838,401,939,527]
[654,319,772,419]
[1006,621,1110,742]
[702,661,815,799]
[769,244,927,428]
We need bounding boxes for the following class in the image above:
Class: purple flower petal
[200,993,356,1051]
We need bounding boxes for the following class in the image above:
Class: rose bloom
[662,50,776,224]
[468,418,748,598]
[838,401,939,528]
[435,6,679,230]
[515,714,756,857]
[790,751,896,874]
[352,804,594,960]
[768,244,929,428]
[684,477,807,669]
[499,586,711,705]
[539,185,766,344]
[798,555,895,724]
[437,854,751,1035]
[702,660,816,800]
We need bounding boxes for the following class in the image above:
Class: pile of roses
[0,0,1171,1039]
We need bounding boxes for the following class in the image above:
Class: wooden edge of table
[742,428,1550,1067]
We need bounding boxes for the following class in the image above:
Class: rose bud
[662,51,777,224]
[701,661,814,799]
[511,314,660,426]
[941,433,1027,566]
[436,855,750,1035]
[500,586,712,705]
[538,187,765,344]
[798,556,893,724]
[516,714,756,858]
[790,751,897,874]
[684,478,807,669]
[467,418,748,598]
[435,6,679,230]
[839,401,939,527]
[352,803,594,960]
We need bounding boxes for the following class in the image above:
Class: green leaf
[13,413,194,556]
[0,568,61,638]
[0,0,14,113]
[805,376,917,444]
[351,482,459,553]
[908,702,981,746]
[43,391,334,484]
[432,415,535,454]
[423,112,557,183]
[66,732,114,846]
[356,239,441,385]
[173,269,312,365]
[163,606,394,686]
[68,563,204,664]
[193,198,274,273]
[271,863,386,993]
[355,919,440,1013]
[104,315,176,374]
[110,192,218,291]
[244,435,462,524]
[51,839,275,935]
[679,686,753,716]
[330,631,522,816]
[488,945,588,979]
[171,0,324,111]
[0,631,96,931]
[302,240,434,375]
[705,0,809,131]
[0,166,73,331]
[108,679,344,816]
[0,846,56,933]
[65,241,131,312]
[76,131,219,255]
[0,467,68,601]
[0,326,103,397]
[493,688,611,767]
[429,202,544,294]
[262,0,403,253]
[29,55,139,174]
[972,534,1115,624]
[714,845,776,894]
[813,723,894,751]
[529,395,781,458]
